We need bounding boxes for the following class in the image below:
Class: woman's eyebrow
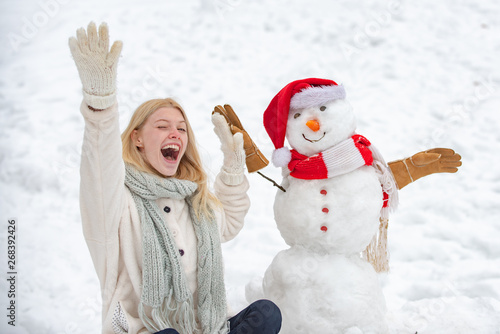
[154,119,186,124]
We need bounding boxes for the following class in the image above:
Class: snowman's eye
[294,113,301,119]
[320,106,327,111]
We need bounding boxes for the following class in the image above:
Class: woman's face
[132,107,188,177]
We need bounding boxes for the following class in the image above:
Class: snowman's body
[274,167,382,255]
[260,93,392,333]
[264,168,388,333]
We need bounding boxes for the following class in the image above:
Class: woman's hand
[69,22,122,110]
[212,104,269,173]
[212,112,246,185]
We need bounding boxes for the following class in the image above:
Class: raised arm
[212,107,250,241]
[69,22,126,248]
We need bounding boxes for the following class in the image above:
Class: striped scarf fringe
[363,145,399,273]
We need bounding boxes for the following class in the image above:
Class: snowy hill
[0,0,499,333]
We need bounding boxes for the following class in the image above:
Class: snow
[0,0,499,333]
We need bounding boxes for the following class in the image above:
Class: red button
[320,190,327,195]
[320,226,328,232]
[322,208,329,213]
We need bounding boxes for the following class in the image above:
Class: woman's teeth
[161,145,180,161]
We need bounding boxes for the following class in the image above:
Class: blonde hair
[121,98,219,218]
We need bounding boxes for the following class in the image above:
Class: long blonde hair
[121,98,219,218]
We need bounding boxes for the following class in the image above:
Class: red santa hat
[263,78,346,167]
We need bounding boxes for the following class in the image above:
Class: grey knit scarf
[124,164,229,334]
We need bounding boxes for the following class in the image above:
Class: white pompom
[272,147,292,167]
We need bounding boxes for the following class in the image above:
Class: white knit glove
[69,22,122,110]
[212,112,246,185]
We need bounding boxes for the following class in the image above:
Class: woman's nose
[306,119,320,132]
[169,129,181,138]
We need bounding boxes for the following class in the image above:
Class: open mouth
[161,144,180,161]
[303,132,326,143]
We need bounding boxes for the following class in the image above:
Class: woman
[69,22,281,334]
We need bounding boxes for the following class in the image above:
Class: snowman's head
[286,99,357,156]
[263,78,357,166]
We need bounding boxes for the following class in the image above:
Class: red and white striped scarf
[287,134,399,272]
[289,134,374,180]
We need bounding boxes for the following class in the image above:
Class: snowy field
[1,0,500,333]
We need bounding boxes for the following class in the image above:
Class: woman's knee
[154,329,180,334]
[254,300,280,314]
[252,299,282,326]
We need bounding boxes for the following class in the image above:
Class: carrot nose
[306,120,320,132]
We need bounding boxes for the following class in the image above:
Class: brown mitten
[213,104,269,173]
[388,148,462,189]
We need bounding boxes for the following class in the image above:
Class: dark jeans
[154,299,282,334]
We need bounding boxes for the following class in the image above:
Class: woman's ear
[131,130,143,148]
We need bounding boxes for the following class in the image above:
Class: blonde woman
[69,22,281,334]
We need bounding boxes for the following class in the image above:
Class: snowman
[257,78,399,334]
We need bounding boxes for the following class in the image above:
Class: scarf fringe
[139,290,200,334]
[364,217,390,272]
[363,146,399,273]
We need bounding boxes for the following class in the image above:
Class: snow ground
[0,0,499,333]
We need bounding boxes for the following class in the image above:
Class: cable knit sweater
[79,102,250,334]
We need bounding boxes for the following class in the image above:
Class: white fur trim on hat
[290,84,346,110]
[272,147,292,167]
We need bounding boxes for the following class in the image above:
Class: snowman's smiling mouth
[303,132,326,143]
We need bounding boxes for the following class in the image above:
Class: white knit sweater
[79,102,250,334]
